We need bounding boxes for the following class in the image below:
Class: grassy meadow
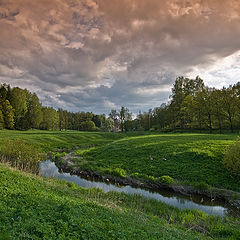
[0,130,239,191]
[1,163,240,239]
[71,133,240,191]
[0,129,240,239]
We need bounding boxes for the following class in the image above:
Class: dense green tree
[194,87,214,133]
[119,106,132,131]
[169,76,204,129]
[0,84,10,101]
[80,120,96,131]
[9,87,29,129]
[27,93,42,129]
[221,87,237,133]
[102,118,114,132]
[211,89,225,133]
[151,104,167,130]
[92,114,106,128]
[0,109,4,129]
[2,100,15,129]
[40,107,59,130]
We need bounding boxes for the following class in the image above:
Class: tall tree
[211,89,224,133]
[0,109,4,129]
[40,107,59,130]
[27,93,42,129]
[169,76,204,129]
[194,87,214,133]
[2,100,15,129]
[119,106,132,131]
[9,87,29,129]
[221,87,237,133]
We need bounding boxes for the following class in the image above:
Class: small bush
[157,175,174,184]
[67,182,76,188]
[130,172,141,179]
[193,181,210,190]
[223,140,240,175]
[106,168,127,178]
[52,152,67,160]
[0,139,43,173]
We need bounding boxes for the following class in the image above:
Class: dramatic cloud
[0,0,240,113]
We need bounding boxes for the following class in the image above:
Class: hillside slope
[0,164,210,240]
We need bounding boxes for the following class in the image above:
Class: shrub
[106,168,127,178]
[223,140,240,175]
[130,172,141,179]
[54,152,67,160]
[157,175,174,184]
[0,139,43,173]
[193,181,210,190]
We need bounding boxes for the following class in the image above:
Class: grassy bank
[0,130,239,191]
[0,130,240,238]
[72,133,240,191]
[0,129,126,152]
[1,163,240,239]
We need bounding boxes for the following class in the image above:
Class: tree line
[0,84,114,131]
[1,76,240,133]
[126,76,240,133]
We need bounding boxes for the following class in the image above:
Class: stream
[40,160,238,217]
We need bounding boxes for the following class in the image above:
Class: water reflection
[40,160,232,217]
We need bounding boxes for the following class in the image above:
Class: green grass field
[72,133,240,191]
[0,130,239,191]
[0,130,240,239]
[1,163,240,239]
[0,129,125,152]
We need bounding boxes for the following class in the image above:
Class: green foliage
[101,118,114,132]
[54,152,67,160]
[0,109,4,129]
[80,120,96,131]
[130,172,141,179]
[193,182,210,190]
[223,139,240,175]
[40,107,59,130]
[79,133,240,191]
[105,167,127,178]
[0,164,239,239]
[9,87,29,129]
[2,100,14,129]
[157,175,174,184]
[0,139,43,173]
[130,173,174,184]
[27,93,43,129]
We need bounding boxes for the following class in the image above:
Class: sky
[1,0,240,114]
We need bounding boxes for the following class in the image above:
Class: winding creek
[40,160,238,217]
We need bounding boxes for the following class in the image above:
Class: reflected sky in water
[40,160,229,217]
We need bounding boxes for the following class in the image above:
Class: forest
[1,76,240,133]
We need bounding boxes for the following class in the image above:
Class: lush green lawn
[0,129,125,152]
[1,163,240,239]
[77,133,240,191]
[1,130,240,239]
[0,130,239,191]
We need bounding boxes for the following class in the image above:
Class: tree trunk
[208,113,212,134]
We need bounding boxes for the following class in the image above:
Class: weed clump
[51,151,67,160]
[130,172,174,184]
[157,175,174,185]
[223,139,240,175]
[105,167,127,178]
[0,139,43,173]
[193,181,210,190]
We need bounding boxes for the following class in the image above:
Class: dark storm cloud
[0,0,240,113]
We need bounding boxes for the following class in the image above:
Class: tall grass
[0,139,43,173]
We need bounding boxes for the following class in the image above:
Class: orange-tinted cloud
[0,0,240,112]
